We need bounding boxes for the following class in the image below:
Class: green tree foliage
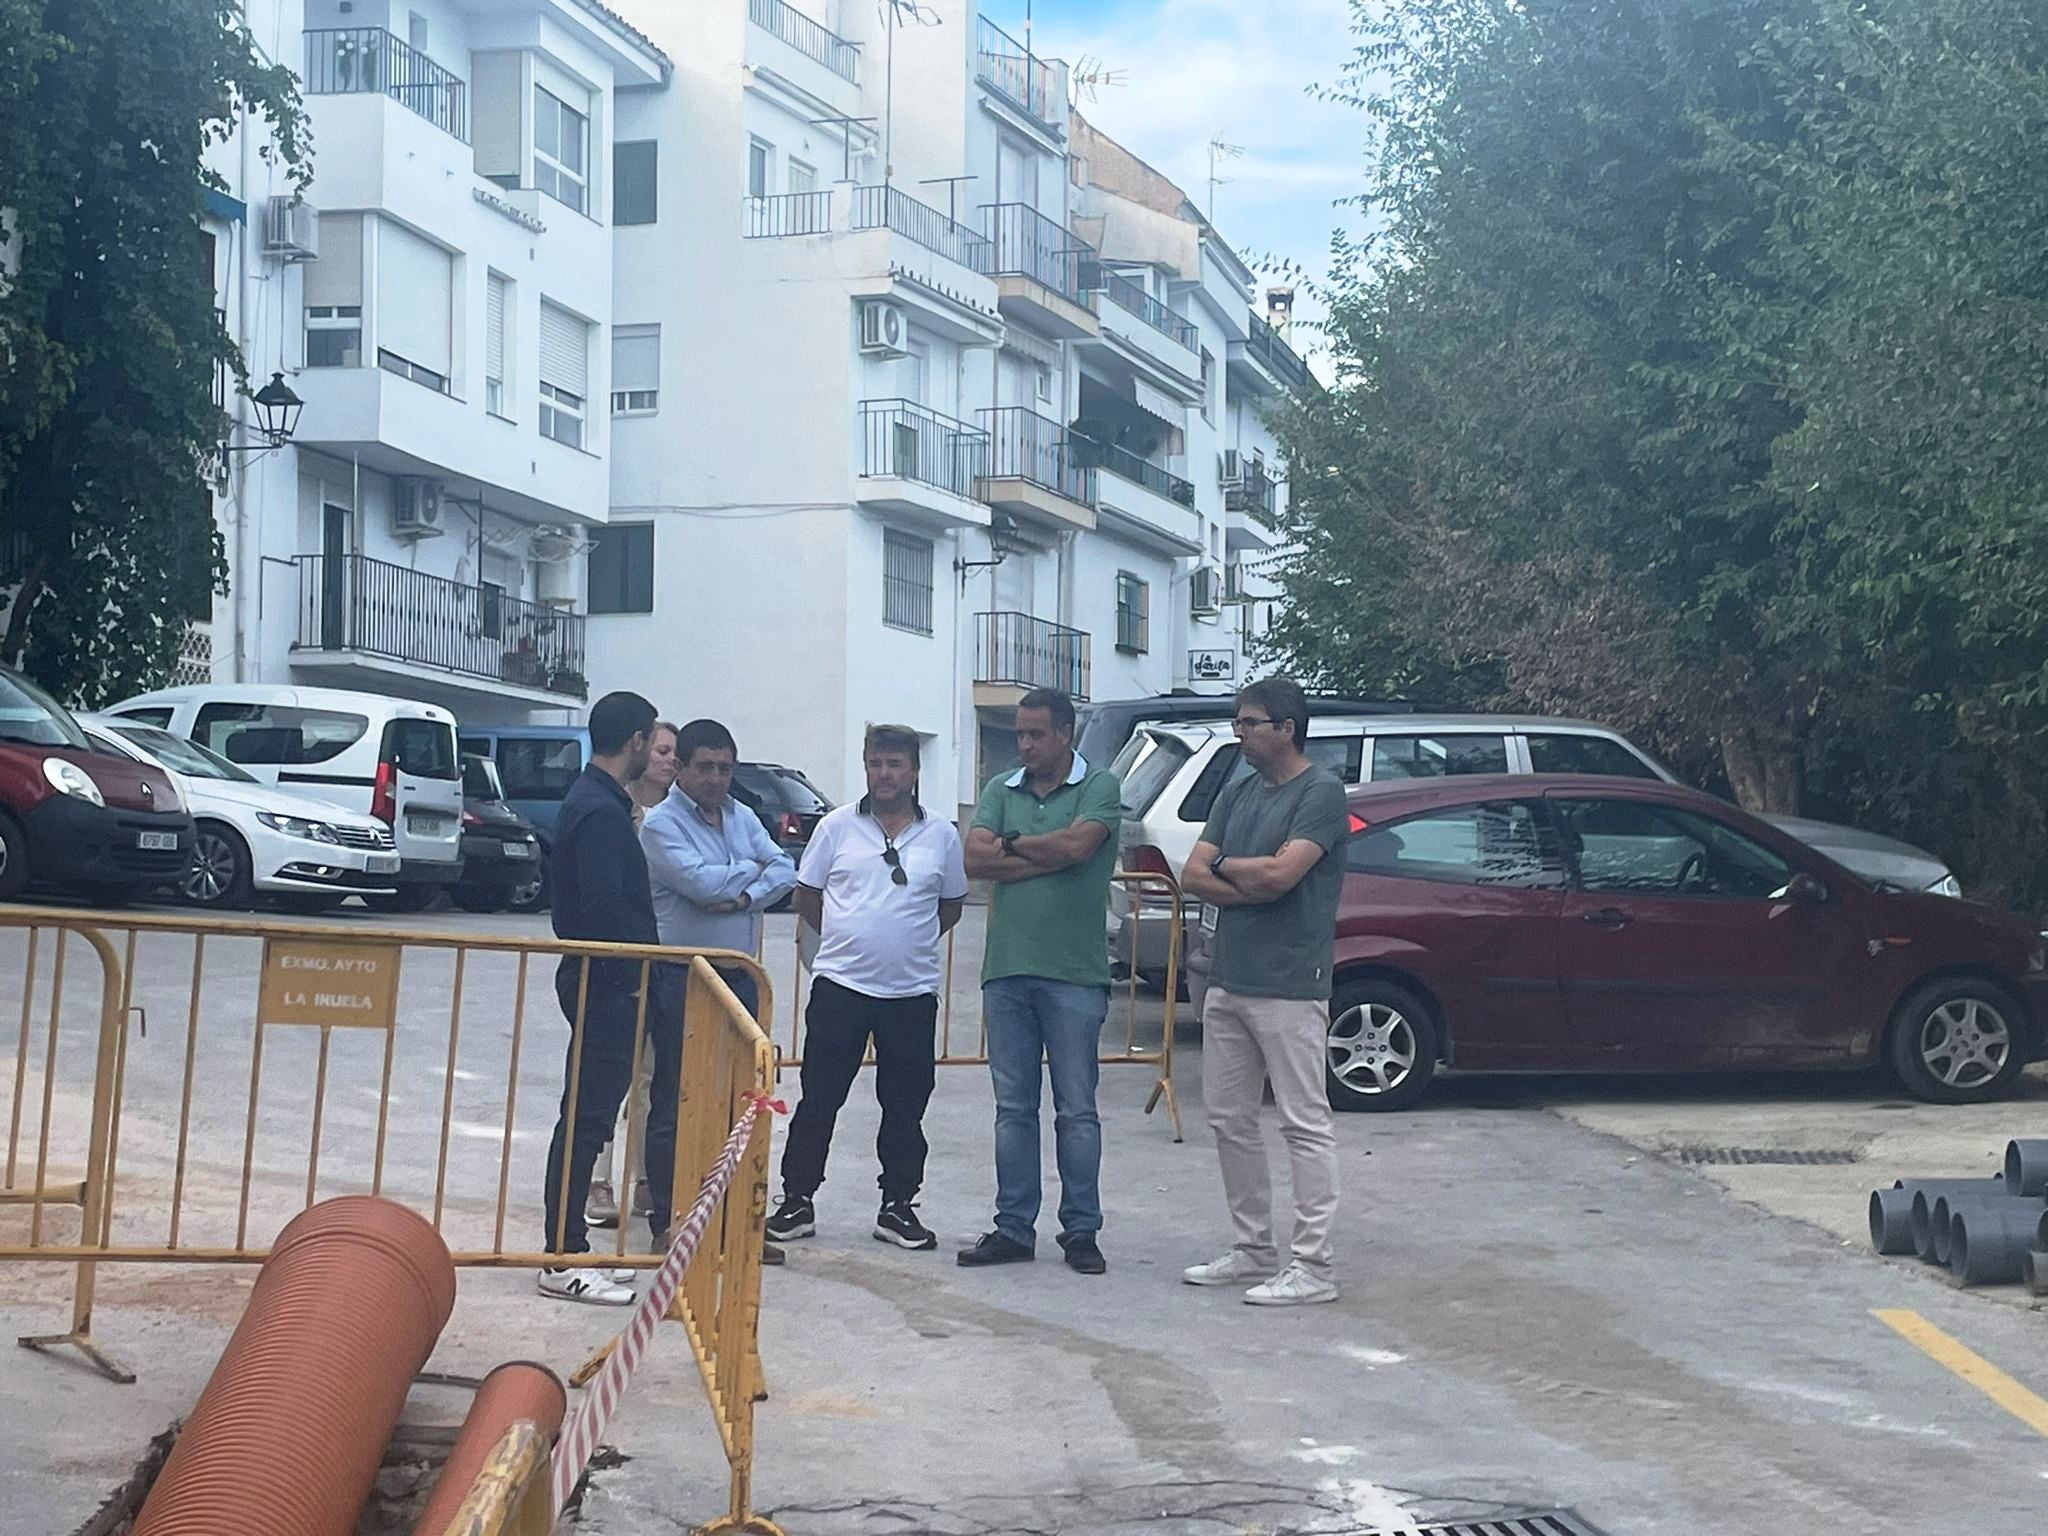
[1270,0,2048,899]
[0,0,305,704]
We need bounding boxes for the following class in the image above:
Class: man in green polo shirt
[957,688,1122,1275]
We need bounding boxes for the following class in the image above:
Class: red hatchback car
[1328,775,2046,1110]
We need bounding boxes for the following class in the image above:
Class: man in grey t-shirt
[1178,676,1349,1306]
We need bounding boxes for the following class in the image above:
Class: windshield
[0,672,89,751]
[109,724,257,783]
[770,769,831,814]
[1117,731,1194,817]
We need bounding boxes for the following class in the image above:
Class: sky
[1003,0,1371,359]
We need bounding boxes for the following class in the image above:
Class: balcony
[976,17,1066,138]
[747,0,860,83]
[983,204,1099,338]
[292,554,587,704]
[1075,434,1202,555]
[977,407,1096,534]
[857,399,992,529]
[1230,312,1314,395]
[1080,265,1202,396]
[975,612,1091,708]
[852,184,992,273]
[1087,268,1198,351]
[304,28,467,142]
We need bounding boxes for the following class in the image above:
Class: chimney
[1265,285,1295,337]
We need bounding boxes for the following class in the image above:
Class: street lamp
[223,372,304,455]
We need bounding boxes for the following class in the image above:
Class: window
[1115,571,1149,653]
[485,273,510,416]
[496,736,585,800]
[534,85,589,213]
[1199,348,1215,423]
[1555,799,1794,900]
[1178,736,1366,823]
[1035,363,1054,404]
[380,718,458,779]
[1348,801,1564,890]
[611,324,659,414]
[747,139,771,199]
[379,350,448,392]
[193,703,368,765]
[1526,732,1664,780]
[1116,734,1194,818]
[112,707,175,730]
[1370,733,1509,780]
[615,140,658,225]
[408,10,429,52]
[587,522,654,614]
[376,218,452,392]
[787,158,817,195]
[539,300,591,448]
[305,305,362,368]
[882,528,935,635]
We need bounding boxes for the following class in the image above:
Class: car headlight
[257,811,341,844]
[42,758,104,807]
[1930,874,1964,899]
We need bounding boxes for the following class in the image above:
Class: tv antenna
[1069,54,1127,105]
[880,0,943,185]
[1207,138,1245,221]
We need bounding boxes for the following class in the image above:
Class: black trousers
[780,977,938,1204]
[542,962,682,1256]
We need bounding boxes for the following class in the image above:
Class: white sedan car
[80,717,400,911]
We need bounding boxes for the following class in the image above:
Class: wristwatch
[1211,853,1229,878]
[1002,832,1021,858]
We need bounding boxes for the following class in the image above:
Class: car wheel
[183,822,255,909]
[1886,977,2027,1104]
[1325,977,1441,1112]
[449,884,512,915]
[273,893,347,915]
[506,856,551,914]
[0,811,28,901]
[367,887,440,915]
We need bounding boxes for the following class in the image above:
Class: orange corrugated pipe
[409,1361,568,1536]
[134,1196,457,1536]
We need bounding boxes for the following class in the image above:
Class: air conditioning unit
[1190,565,1222,616]
[391,478,447,539]
[263,196,319,262]
[859,300,909,357]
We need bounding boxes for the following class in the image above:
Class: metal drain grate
[1363,1514,1607,1536]
[1672,1146,1859,1166]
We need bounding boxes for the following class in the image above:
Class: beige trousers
[1200,986,1340,1276]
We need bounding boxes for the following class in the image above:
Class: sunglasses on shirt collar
[881,839,908,886]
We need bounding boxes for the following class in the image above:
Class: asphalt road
[5,901,2048,1535]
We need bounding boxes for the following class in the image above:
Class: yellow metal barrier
[778,870,1185,1140]
[0,906,779,1536]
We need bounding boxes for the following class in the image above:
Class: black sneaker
[765,1195,816,1242]
[956,1231,1034,1267]
[873,1200,937,1250]
[1058,1232,1107,1275]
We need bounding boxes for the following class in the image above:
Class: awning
[1133,377,1185,427]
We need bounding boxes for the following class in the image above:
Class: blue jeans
[984,977,1109,1247]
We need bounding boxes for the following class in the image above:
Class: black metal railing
[294,554,587,699]
[979,407,1095,506]
[1085,267,1199,351]
[1072,432,1196,508]
[982,203,1093,302]
[859,399,989,499]
[748,0,861,83]
[304,28,468,142]
[853,183,993,272]
[1245,312,1313,392]
[976,16,1063,131]
[977,612,1091,700]
[743,189,835,237]
[1221,449,1276,516]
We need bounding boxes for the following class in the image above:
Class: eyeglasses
[1231,716,1280,736]
[881,840,908,886]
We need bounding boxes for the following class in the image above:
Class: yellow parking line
[1874,1309,2048,1439]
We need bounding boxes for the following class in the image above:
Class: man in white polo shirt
[767,724,968,1251]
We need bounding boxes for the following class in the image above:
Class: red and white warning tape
[549,1090,785,1516]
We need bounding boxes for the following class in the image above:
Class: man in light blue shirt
[641,718,796,1017]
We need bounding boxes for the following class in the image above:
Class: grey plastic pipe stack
[2005,1138,2048,1198]
[1870,1144,2048,1288]
[1872,1178,2002,1255]
[1950,1204,2048,1287]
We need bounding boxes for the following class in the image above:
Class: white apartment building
[591,0,1313,810]
[198,0,668,723]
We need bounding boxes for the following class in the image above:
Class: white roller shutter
[539,301,589,398]
[611,325,659,393]
[486,274,507,382]
[303,213,363,307]
[377,219,452,376]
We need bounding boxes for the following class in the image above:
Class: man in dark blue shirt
[540,690,667,1305]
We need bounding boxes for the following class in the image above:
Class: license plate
[503,841,532,859]
[1200,903,1220,934]
[366,853,401,874]
[405,814,447,835]
[137,831,179,852]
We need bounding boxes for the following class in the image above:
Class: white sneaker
[1244,1262,1339,1307]
[1182,1249,1274,1287]
[538,1266,634,1306]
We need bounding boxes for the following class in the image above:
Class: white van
[104,684,462,909]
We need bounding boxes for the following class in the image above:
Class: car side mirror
[1785,872,1828,906]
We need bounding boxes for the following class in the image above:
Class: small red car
[1329,775,2047,1110]
[0,666,193,904]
